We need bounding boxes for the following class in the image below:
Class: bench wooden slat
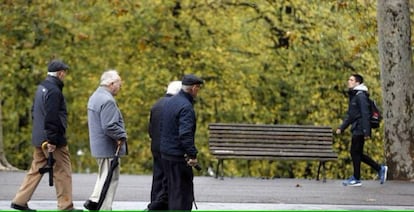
[210,139,332,145]
[210,135,332,141]
[209,123,331,129]
[209,142,334,148]
[210,146,335,152]
[213,155,337,161]
[211,149,337,156]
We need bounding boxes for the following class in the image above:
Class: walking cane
[185,155,202,210]
[96,142,122,210]
[39,142,55,186]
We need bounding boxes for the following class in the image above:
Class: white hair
[47,72,58,77]
[182,85,192,92]
[100,70,120,86]
[166,81,182,95]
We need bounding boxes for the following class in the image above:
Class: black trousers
[148,151,168,210]
[162,158,194,211]
[350,135,381,180]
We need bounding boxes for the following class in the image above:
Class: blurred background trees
[0,0,412,180]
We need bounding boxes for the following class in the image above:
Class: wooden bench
[208,123,337,181]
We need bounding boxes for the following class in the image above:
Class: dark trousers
[162,159,194,211]
[148,151,168,210]
[350,135,381,180]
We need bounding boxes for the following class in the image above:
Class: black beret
[182,74,204,85]
[48,60,69,72]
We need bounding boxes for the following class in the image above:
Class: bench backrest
[208,123,337,161]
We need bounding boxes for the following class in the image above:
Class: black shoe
[83,200,98,210]
[147,201,168,210]
[66,209,83,212]
[10,203,36,211]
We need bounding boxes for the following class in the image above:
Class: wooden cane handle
[41,141,48,150]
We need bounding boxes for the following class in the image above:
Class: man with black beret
[160,74,203,210]
[181,74,204,86]
[47,60,69,73]
[11,59,80,211]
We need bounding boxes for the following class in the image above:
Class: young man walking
[336,74,387,186]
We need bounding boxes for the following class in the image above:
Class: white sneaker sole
[342,181,362,187]
[381,166,388,184]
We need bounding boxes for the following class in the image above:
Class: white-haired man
[147,80,182,210]
[84,70,128,210]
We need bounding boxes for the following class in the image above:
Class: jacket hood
[353,83,368,92]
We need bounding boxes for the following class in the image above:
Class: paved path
[1,171,413,210]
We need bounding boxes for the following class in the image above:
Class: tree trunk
[0,101,18,171]
[377,0,414,180]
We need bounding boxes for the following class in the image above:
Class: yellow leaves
[111,8,129,17]
[337,1,349,9]
[77,32,89,41]
[138,40,147,51]
[74,13,90,22]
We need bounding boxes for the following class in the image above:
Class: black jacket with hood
[339,84,371,137]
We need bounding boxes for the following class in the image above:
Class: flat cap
[182,74,204,85]
[48,60,69,72]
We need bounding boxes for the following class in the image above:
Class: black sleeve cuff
[187,155,196,159]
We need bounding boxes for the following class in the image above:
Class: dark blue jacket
[339,87,371,137]
[149,94,173,153]
[31,76,67,147]
[160,90,198,160]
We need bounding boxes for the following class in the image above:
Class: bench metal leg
[317,161,322,181]
[215,160,219,179]
[215,159,224,180]
[317,161,327,183]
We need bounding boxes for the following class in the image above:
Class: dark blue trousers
[148,151,168,210]
[162,159,194,211]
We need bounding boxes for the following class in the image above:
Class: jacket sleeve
[148,109,154,140]
[100,101,127,142]
[339,95,360,132]
[44,89,64,145]
[339,114,352,131]
[339,99,354,131]
[178,106,198,158]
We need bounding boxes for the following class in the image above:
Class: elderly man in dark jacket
[336,74,387,187]
[11,60,79,211]
[160,74,203,211]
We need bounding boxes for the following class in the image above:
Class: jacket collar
[45,76,64,89]
[179,90,195,104]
